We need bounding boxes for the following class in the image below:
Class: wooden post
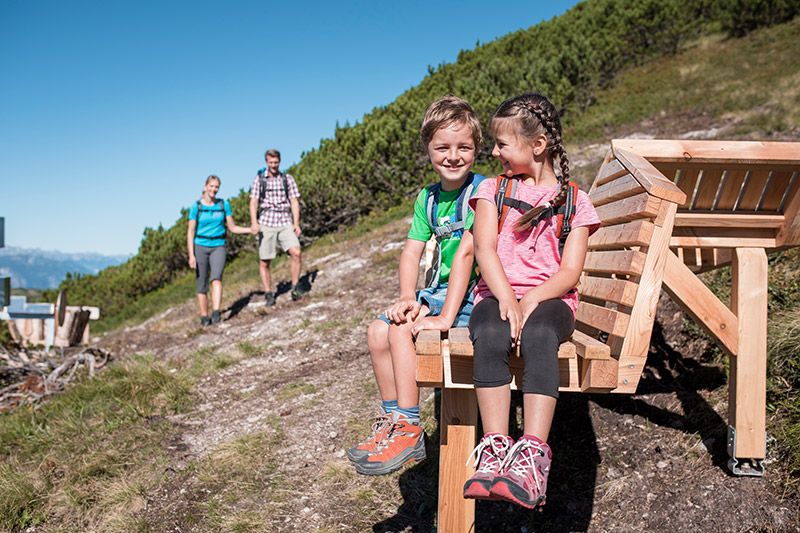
[728,247,768,475]
[438,387,477,533]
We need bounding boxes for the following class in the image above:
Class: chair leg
[438,387,477,533]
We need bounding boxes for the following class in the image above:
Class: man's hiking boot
[290,283,307,301]
[355,415,426,475]
[463,433,514,500]
[200,316,212,327]
[264,292,276,307]
[490,438,551,509]
[347,412,392,463]
[210,310,221,324]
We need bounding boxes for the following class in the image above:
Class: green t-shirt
[407,178,480,285]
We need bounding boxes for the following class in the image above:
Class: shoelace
[501,440,545,491]
[362,413,392,445]
[465,435,511,473]
[373,421,419,452]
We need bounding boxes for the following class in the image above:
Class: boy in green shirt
[349,96,485,475]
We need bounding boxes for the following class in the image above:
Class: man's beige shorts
[259,224,301,260]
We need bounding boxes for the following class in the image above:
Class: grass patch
[276,382,318,401]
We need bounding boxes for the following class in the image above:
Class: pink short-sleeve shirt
[468,178,601,314]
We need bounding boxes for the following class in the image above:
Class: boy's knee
[367,320,389,348]
[387,321,413,347]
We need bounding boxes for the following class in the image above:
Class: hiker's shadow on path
[225,269,319,320]
[592,321,730,468]
[372,391,600,533]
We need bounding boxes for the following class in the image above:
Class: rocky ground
[91,199,798,531]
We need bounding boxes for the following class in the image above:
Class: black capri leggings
[468,297,575,398]
[195,244,227,294]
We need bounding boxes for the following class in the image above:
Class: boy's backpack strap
[425,182,442,234]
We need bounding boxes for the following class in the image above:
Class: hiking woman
[187,175,254,326]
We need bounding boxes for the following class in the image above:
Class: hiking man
[249,148,304,305]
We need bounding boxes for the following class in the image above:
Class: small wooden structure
[1,294,100,349]
[415,140,800,532]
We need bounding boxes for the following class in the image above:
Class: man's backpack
[256,168,291,218]
[194,198,227,241]
[423,172,485,288]
[494,175,579,257]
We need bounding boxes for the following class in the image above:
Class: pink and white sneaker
[463,433,514,500]
[490,437,551,509]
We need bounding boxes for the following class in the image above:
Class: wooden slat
[579,275,639,307]
[583,250,647,277]
[594,158,628,187]
[690,168,725,210]
[415,330,442,355]
[579,357,619,392]
[715,168,749,211]
[594,192,661,225]
[662,251,739,356]
[610,139,800,165]
[576,301,629,340]
[447,327,575,359]
[612,147,687,204]
[590,173,644,207]
[613,201,679,362]
[571,329,611,360]
[676,166,701,209]
[674,213,785,228]
[737,169,772,211]
[589,219,655,250]
[670,225,777,249]
[759,170,796,212]
[416,354,444,387]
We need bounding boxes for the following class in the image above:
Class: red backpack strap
[494,175,512,232]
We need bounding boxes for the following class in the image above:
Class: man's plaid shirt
[250,172,301,227]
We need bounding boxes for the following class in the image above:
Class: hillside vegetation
[50,0,800,323]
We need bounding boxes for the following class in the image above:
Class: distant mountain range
[0,247,130,289]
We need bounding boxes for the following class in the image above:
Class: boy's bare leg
[387,307,429,409]
[259,259,272,292]
[476,385,511,435]
[367,319,395,401]
[288,247,301,287]
[522,393,556,442]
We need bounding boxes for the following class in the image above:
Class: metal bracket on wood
[727,425,765,477]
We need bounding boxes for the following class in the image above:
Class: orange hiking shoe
[346,412,392,463]
[354,415,426,475]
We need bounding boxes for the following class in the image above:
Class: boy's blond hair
[420,96,482,149]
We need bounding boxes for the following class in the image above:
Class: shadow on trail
[224,269,319,320]
[372,392,600,532]
[592,321,730,469]
[372,322,731,530]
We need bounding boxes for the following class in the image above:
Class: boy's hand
[386,299,421,324]
[293,224,302,236]
[411,315,452,335]
[498,297,522,344]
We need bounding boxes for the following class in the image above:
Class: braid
[494,93,570,232]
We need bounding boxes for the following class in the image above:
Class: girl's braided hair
[492,92,571,232]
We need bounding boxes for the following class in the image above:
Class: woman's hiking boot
[490,438,551,509]
[346,412,393,463]
[200,316,212,327]
[210,310,221,324]
[264,292,276,307]
[463,433,514,500]
[354,414,426,475]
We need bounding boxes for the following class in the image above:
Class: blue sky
[1,0,577,255]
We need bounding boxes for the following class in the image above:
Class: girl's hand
[520,298,540,332]
[386,299,421,324]
[188,255,196,270]
[498,297,522,343]
[411,315,452,336]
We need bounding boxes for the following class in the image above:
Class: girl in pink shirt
[463,93,600,509]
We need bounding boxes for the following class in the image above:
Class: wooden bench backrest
[611,139,800,273]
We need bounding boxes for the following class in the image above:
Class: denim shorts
[378,283,474,327]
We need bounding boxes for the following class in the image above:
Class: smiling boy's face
[427,122,476,191]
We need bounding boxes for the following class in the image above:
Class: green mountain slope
[51,0,799,323]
